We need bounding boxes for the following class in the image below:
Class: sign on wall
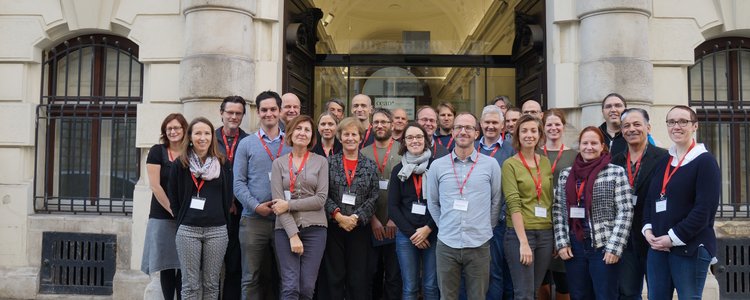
[374,97,416,120]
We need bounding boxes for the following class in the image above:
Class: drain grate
[715,238,750,299]
[39,232,117,295]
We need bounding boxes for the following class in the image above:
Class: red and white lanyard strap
[626,150,642,188]
[258,131,284,160]
[543,144,564,173]
[518,152,543,204]
[222,131,240,162]
[190,173,205,197]
[660,140,696,198]
[449,151,480,198]
[575,180,586,207]
[288,151,310,194]
[373,139,394,175]
[478,141,500,158]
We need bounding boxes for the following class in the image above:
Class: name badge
[268,172,272,181]
[379,180,389,190]
[656,199,667,213]
[570,207,585,219]
[631,195,638,206]
[342,193,356,205]
[411,203,427,215]
[190,196,206,210]
[535,206,547,218]
[284,190,292,201]
[453,198,469,211]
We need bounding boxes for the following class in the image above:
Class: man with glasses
[416,105,449,159]
[217,95,249,299]
[426,112,503,300]
[598,93,628,156]
[362,108,403,300]
[521,99,543,119]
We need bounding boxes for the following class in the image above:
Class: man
[492,95,512,115]
[416,105,449,159]
[504,108,522,139]
[599,93,628,156]
[361,108,403,300]
[426,112,503,300]
[475,105,515,300]
[216,95,249,299]
[391,108,408,141]
[520,99,543,119]
[351,94,375,148]
[611,108,668,300]
[325,98,346,120]
[279,92,301,131]
[435,102,457,151]
[233,91,292,300]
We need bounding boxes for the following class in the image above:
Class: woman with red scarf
[552,126,633,300]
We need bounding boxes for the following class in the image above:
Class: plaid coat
[325,152,380,226]
[553,164,633,256]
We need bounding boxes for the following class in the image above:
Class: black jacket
[168,160,233,227]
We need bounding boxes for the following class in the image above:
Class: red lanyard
[500,131,506,142]
[258,131,284,160]
[543,144,564,173]
[190,173,205,196]
[288,151,310,194]
[343,158,357,188]
[438,136,454,149]
[626,150,643,187]
[449,151,480,198]
[575,180,586,206]
[518,152,543,203]
[167,148,175,162]
[222,131,239,162]
[477,142,500,158]
[373,140,394,175]
[660,140,696,197]
[360,125,372,149]
[413,174,423,202]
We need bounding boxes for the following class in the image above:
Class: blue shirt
[426,148,503,248]
[474,136,515,168]
[233,127,291,218]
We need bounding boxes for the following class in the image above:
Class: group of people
[140,91,720,300]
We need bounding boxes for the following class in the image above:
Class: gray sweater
[271,152,330,237]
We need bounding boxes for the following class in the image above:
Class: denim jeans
[646,247,712,300]
[395,231,439,300]
[488,224,514,300]
[563,235,619,300]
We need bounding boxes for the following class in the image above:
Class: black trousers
[371,242,402,300]
[318,223,373,300]
[221,200,242,300]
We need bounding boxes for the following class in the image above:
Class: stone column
[577,0,653,124]
[180,0,256,124]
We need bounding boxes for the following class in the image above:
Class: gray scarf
[188,150,220,181]
[397,149,431,181]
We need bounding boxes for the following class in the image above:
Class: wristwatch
[351,214,359,220]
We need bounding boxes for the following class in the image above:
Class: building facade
[0,0,747,298]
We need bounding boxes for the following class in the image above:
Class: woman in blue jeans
[388,123,439,300]
[553,126,633,300]
[642,106,720,299]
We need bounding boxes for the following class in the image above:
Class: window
[35,35,142,214]
[688,37,750,218]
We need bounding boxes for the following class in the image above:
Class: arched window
[688,37,750,218]
[35,35,143,214]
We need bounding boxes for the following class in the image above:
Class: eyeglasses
[418,118,437,124]
[666,119,696,127]
[404,134,425,141]
[453,125,477,132]
[166,126,183,132]
[372,120,392,126]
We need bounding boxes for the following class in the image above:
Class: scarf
[188,150,221,181]
[565,153,611,241]
[397,149,432,181]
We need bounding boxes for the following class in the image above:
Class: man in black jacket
[611,108,668,300]
[599,93,629,156]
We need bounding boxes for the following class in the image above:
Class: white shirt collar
[668,142,708,166]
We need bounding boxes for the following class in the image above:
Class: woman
[387,123,438,300]
[142,113,188,300]
[270,115,330,299]
[312,112,342,158]
[537,109,577,300]
[168,117,232,300]
[642,105,720,299]
[318,117,380,300]
[501,114,555,300]
[553,126,633,300]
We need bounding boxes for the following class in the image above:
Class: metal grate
[39,232,117,295]
[715,238,750,299]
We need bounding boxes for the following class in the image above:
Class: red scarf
[565,153,611,241]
